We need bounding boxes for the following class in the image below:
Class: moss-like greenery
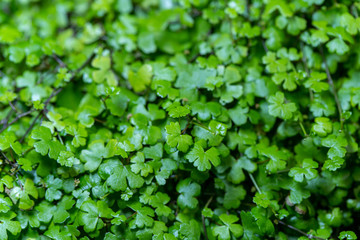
[0,0,359,239]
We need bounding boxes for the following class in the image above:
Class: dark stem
[19,112,41,143]
[261,39,268,53]
[0,109,14,125]
[0,109,35,134]
[127,212,137,220]
[319,45,343,128]
[52,54,67,68]
[201,196,213,240]
[72,53,96,76]
[277,220,325,240]
[202,215,209,240]
[9,101,18,112]
[181,119,191,135]
[11,52,95,142]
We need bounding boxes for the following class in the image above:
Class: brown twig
[52,54,67,68]
[181,119,191,135]
[127,212,137,220]
[73,53,96,76]
[19,52,96,142]
[9,101,18,112]
[0,109,14,125]
[1,151,11,163]
[19,112,42,143]
[277,220,326,240]
[319,45,343,128]
[0,109,35,134]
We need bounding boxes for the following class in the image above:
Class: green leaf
[44,225,71,240]
[213,214,243,240]
[66,125,87,148]
[99,159,144,191]
[260,146,287,173]
[253,193,270,208]
[179,219,201,240]
[165,122,193,152]
[340,13,360,35]
[128,202,155,228]
[323,157,345,171]
[91,55,116,85]
[166,101,191,118]
[130,152,153,177]
[240,211,261,240]
[191,101,222,121]
[57,151,79,167]
[185,142,220,171]
[0,212,21,240]
[326,38,349,55]
[224,184,246,209]
[289,158,318,182]
[129,64,153,92]
[304,72,329,92]
[268,92,297,120]
[176,178,201,209]
[0,25,22,43]
[31,126,65,159]
[263,0,293,18]
[227,157,257,184]
[78,200,113,232]
[321,134,348,159]
[0,195,12,213]
[339,231,358,240]
[138,32,156,54]
[149,192,171,217]
[312,117,332,137]
[9,179,38,210]
[80,139,116,172]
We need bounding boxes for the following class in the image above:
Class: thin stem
[19,53,95,140]
[204,196,213,209]
[127,212,137,220]
[277,220,326,240]
[22,146,35,156]
[192,118,215,134]
[0,109,35,134]
[300,42,314,101]
[20,112,41,143]
[299,122,308,137]
[255,159,269,164]
[0,109,14,125]
[57,134,64,145]
[319,45,343,129]
[52,54,67,68]
[202,196,213,240]
[9,101,18,112]
[248,173,262,194]
[73,53,95,76]
[3,52,95,141]
[1,151,10,163]
[181,119,191,135]
[276,169,290,174]
[202,215,209,240]
[261,39,268,53]
[101,95,110,110]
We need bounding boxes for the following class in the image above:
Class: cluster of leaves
[1,0,360,239]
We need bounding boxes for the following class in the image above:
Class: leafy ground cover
[0,0,360,239]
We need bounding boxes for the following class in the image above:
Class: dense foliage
[0,0,360,239]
